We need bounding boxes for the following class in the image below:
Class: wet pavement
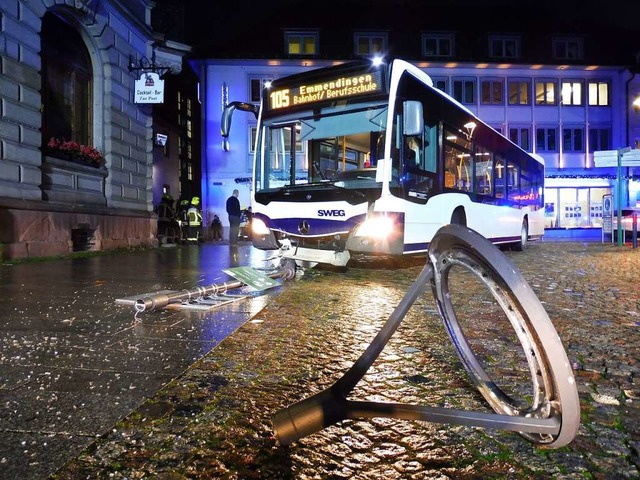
[0,242,284,480]
[1,239,640,479]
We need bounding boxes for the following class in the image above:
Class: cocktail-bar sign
[134,72,164,104]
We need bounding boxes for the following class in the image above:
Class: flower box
[46,137,104,168]
[42,156,107,205]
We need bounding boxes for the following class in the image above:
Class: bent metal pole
[133,264,296,313]
[272,224,580,449]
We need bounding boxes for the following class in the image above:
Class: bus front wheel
[512,219,528,251]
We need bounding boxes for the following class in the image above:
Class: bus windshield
[255,103,388,192]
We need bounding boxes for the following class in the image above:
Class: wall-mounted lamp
[633,96,640,110]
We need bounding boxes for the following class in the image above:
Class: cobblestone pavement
[52,241,640,479]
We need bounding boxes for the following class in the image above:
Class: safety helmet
[191,196,200,205]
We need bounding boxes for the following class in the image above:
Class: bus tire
[512,218,528,251]
[428,224,580,447]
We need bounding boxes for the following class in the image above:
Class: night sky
[154,0,639,62]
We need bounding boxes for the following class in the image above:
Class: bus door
[400,100,437,202]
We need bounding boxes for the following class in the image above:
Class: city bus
[222,59,544,267]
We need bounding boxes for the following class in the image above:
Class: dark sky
[154,0,639,59]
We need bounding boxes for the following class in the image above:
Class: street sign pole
[617,147,631,246]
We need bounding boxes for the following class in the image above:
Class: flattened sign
[222,267,281,291]
[134,72,164,104]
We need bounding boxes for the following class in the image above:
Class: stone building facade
[0,0,185,259]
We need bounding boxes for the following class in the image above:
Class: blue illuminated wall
[191,60,331,227]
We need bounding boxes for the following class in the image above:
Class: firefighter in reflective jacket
[186,196,203,243]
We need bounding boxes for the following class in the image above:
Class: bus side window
[474,147,492,195]
[494,155,506,198]
[507,160,519,201]
[423,125,437,173]
[444,146,457,188]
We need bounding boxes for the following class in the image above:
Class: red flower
[46,137,104,168]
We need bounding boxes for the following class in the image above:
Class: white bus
[222,59,544,267]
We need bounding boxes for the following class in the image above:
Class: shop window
[41,12,93,149]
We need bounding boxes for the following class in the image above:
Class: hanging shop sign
[134,72,164,104]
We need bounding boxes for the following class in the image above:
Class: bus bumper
[281,246,351,267]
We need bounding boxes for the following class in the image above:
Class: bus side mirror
[403,101,423,136]
[221,102,259,138]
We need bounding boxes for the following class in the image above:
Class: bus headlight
[354,216,395,238]
[251,218,271,235]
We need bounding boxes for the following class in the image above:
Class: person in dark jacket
[210,214,223,241]
[226,189,241,244]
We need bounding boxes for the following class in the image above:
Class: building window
[489,35,520,59]
[250,77,273,103]
[285,30,319,55]
[535,79,558,105]
[561,80,583,106]
[552,36,583,61]
[588,81,610,106]
[508,79,530,105]
[41,12,93,149]
[453,78,476,105]
[509,127,531,151]
[422,33,454,58]
[536,127,558,152]
[250,126,257,152]
[354,32,387,56]
[481,79,504,105]
[589,127,611,151]
[432,77,448,93]
[563,127,584,152]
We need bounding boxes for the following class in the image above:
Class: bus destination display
[268,69,383,111]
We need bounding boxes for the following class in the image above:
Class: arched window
[41,12,93,150]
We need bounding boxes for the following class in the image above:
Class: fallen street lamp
[272,225,581,449]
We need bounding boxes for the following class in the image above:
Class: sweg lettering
[318,209,346,217]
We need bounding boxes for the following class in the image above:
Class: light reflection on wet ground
[0,243,283,480]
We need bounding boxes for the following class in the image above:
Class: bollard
[634,214,638,249]
[272,224,581,449]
